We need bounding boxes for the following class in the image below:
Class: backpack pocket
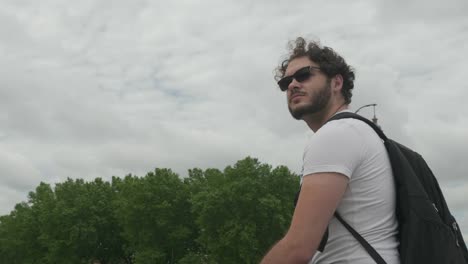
[399,198,466,264]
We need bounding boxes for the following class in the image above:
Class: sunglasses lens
[277,67,313,91]
[295,71,311,82]
[278,77,292,91]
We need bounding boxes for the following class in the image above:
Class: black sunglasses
[277,66,321,91]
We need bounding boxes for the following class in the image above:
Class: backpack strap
[335,213,387,264]
[327,112,388,264]
[327,112,388,142]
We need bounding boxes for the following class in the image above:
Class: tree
[0,202,45,264]
[189,157,300,263]
[27,179,128,263]
[114,169,197,264]
[0,157,299,264]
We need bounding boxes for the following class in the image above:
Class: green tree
[0,202,45,264]
[0,157,299,264]
[27,179,128,263]
[114,169,197,264]
[189,157,300,264]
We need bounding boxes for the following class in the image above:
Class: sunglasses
[277,66,321,91]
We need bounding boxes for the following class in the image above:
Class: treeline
[0,157,300,264]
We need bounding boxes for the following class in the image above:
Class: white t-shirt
[302,111,400,264]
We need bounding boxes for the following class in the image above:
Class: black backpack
[295,112,468,264]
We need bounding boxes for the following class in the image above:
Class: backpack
[295,112,468,264]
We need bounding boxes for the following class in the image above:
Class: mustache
[290,90,306,97]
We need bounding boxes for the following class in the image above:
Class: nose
[287,78,301,91]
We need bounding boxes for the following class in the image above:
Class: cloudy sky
[1,0,467,239]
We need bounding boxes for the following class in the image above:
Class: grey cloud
[377,0,468,22]
[443,182,468,214]
[0,149,41,192]
[0,1,467,244]
[0,186,30,216]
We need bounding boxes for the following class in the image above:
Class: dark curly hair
[275,37,355,104]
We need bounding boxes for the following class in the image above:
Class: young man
[261,38,400,264]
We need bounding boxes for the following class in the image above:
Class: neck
[303,102,349,132]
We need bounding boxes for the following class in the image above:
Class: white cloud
[0,148,41,191]
[0,0,467,243]
[0,186,30,216]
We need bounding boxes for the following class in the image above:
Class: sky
[1,0,467,239]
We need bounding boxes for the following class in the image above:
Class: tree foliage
[0,157,299,263]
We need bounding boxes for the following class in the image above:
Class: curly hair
[275,37,355,104]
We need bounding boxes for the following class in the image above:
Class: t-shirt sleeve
[302,120,366,179]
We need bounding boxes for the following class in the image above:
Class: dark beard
[288,81,331,120]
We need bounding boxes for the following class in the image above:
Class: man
[261,38,400,264]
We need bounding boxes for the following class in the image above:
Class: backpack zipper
[452,221,460,247]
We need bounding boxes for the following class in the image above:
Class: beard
[288,80,332,120]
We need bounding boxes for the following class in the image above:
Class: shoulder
[305,118,372,151]
[302,119,374,179]
[320,118,374,137]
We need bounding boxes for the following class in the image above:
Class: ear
[331,74,344,93]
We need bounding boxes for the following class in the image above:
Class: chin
[289,101,310,111]
[288,106,307,120]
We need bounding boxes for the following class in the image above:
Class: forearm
[260,238,313,264]
[261,173,347,264]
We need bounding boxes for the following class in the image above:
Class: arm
[260,172,348,264]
